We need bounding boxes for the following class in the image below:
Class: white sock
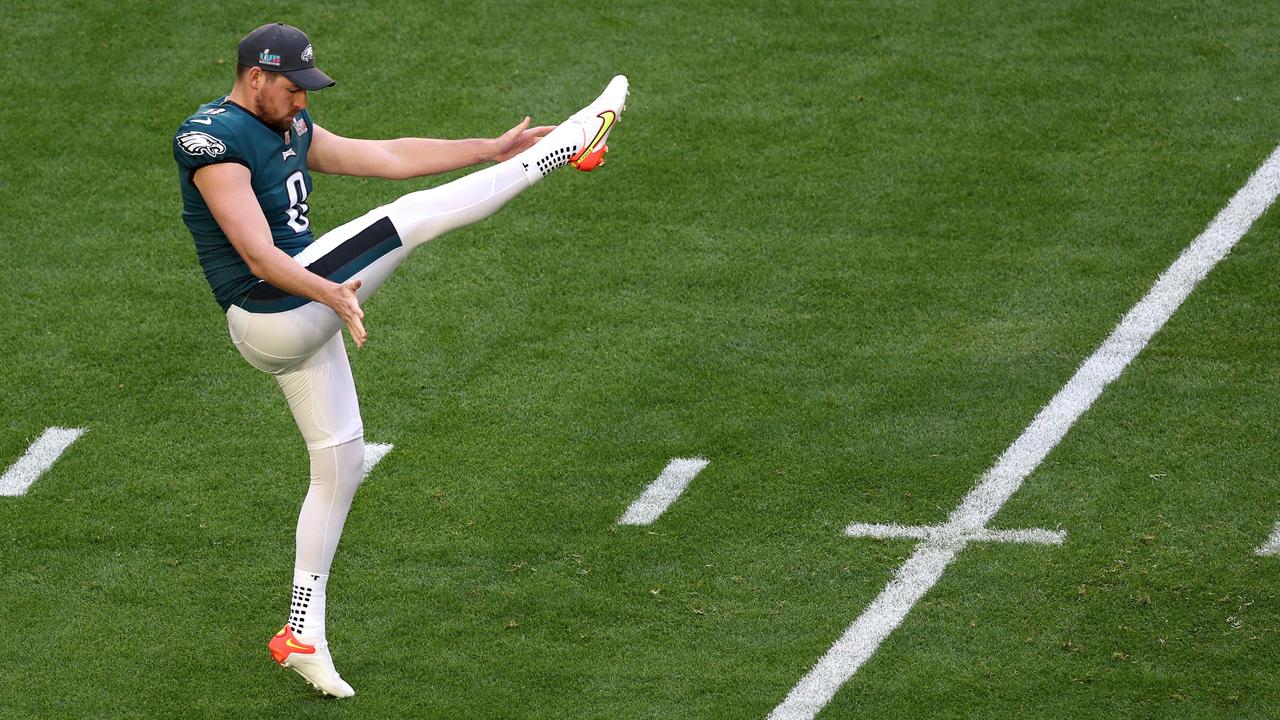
[513,122,586,183]
[289,568,328,643]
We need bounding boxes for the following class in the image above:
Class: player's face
[253,72,309,132]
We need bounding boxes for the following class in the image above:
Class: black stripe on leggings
[238,216,403,314]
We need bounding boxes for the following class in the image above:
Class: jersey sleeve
[173,113,248,173]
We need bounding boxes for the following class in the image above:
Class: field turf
[2,1,1279,718]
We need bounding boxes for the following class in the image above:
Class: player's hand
[489,116,555,162]
[325,278,367,347]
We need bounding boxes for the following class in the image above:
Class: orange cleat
[569,112,616,172]
[570,142,608,171]
[568,76,626,172]
[268,625,316,664]
[520,75,627,180]
[267,625,354,698]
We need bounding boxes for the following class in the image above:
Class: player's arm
[192,162,369,347]
[307,118,553,179]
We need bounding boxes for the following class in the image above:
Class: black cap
[237,22,335,90]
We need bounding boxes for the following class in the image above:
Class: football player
[173,21,627,697]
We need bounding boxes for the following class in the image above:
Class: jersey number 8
[285,171,310,233]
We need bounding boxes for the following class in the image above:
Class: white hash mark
[618,458,709,525]
[0,427,87,497]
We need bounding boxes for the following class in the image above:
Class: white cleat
[268,625,355,698]
[521,74,629,179]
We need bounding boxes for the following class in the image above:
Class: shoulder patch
[177,130,227,158]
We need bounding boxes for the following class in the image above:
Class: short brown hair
[235,64,283,82]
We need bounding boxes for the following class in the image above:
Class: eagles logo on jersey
[177,131,227,158]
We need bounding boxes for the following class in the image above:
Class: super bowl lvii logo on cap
[259,48,282,67]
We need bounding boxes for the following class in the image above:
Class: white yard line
[362,442,394,478]
[1257,521,1280,557]
[0,427,87,497]
[771,144,1280,720]
[618,458,709,525]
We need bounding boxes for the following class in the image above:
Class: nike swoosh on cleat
[285,638,315,653]
[583,110,617,154]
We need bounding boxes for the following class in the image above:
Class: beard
[250,91,296,132]
[259,107,295,133]
[266,115,293,132]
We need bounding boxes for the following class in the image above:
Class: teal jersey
[174,98,316,310]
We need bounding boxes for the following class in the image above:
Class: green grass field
[3,1,1279,717]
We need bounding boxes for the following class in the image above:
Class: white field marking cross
[770,144,1280,720]
[0,427,87,497]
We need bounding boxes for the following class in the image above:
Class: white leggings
[226,154,537,574]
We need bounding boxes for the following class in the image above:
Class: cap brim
[284,66,335,91]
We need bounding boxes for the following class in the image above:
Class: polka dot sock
[288,568,328,644]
